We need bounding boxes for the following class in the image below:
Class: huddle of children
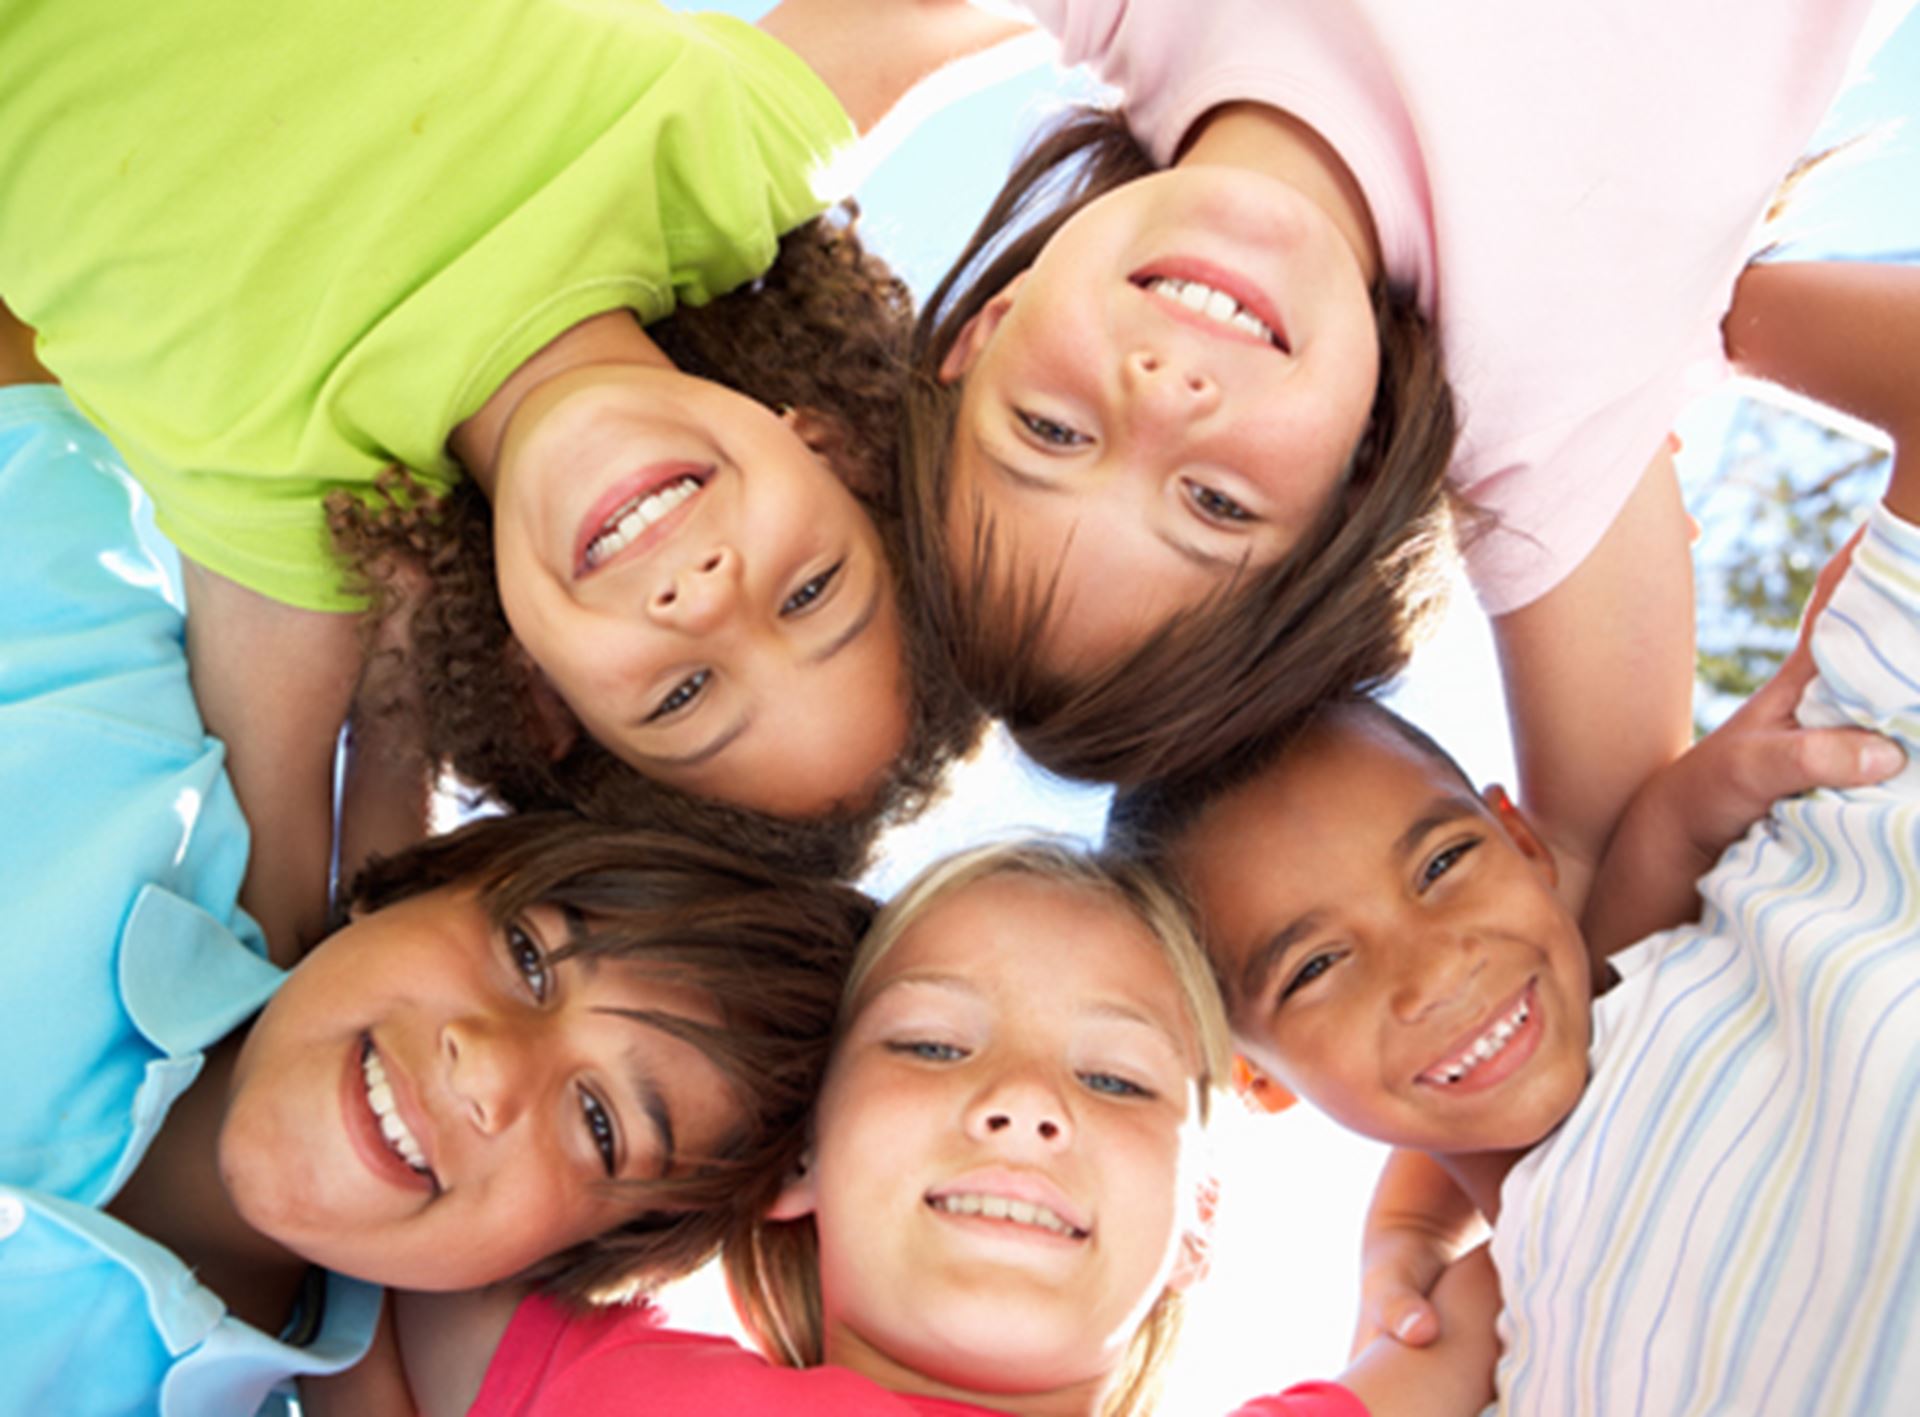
[4,0,1917,1412]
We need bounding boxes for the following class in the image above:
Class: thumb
[1736,727,1905,810]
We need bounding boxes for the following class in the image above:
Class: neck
[1178,102,1381,288]
[106,1034,310,1334]
[821,1324,1110,1417]
[448,308,675,496]
[1435,1146,1526,1223]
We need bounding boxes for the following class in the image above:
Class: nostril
[1186,374,1207,393]
[1037,1120,1059,1140]
[986,1113,1010,1132]
[701,550,724,573]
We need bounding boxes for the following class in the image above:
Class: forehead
[861,874,1194,1045]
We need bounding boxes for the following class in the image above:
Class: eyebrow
[1393,795,1482,861]
[650,713,751,769]
[982,442,1245,573]
[1239,911,1325,1010]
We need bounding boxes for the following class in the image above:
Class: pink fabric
[1026,0,1907,610]
[471,1294,1364,1416]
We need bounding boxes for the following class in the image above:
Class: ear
[1230,1054,1297,1115]
[511,645,580,762]
[1168,1173,1220,1293]
[1482,784,1558,889]
[936,274,1026,385]
[765,1153,818,1223]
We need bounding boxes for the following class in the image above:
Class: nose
[440,1015,540,1136]
[1389,927,1487,1026]
[964,1064,1073,1151]
[1121,347,1221,446]
[648,545,741,633]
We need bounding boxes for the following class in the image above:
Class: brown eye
[1017,409,1091,448]
[647,669,710,722]
[782,561,842,615]
[1185,480,1253,523]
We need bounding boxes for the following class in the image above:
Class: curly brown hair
[344,810,875,1298]
[899,109,1459,788]
[330,208,982,878]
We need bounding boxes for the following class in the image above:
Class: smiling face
[940,166,1379,673]
[219,884,738,1291]
[788,874,1209,1406]
[488,363,910,818]
[1171,708,1593,1157]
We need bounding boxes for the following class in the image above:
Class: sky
[661,1,1920,1404]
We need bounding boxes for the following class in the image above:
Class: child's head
[727,841,1230,1416]
[900,109,1456,786]
[334,210,981,875]
[1120,700,1592,1159]
[218,812,875,1297]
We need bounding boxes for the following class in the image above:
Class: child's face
[490,364,909,818]
[220,883,739,1290]
[938,166,1378,673]
[789,875,1208,1401]
[1171,710,1592,1156]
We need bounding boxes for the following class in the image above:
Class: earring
[1231,1055,1296,1115]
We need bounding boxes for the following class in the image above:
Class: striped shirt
[1492,502,1920,1415]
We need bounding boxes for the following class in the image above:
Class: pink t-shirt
[1026,0,1908,611]
[471,1294,1367,1416]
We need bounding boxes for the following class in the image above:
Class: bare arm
[1492,444,1697,913]
[1352,1150,1483,1355]
[181,560,360,966]
[1339,1246,1501,1417]
[758,0,1036,137]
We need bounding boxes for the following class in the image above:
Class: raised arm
[1490,441,1698,913]
[758,0,1036,137]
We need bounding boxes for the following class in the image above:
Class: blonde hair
[725,839,1231,1415]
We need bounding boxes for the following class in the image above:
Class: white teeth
[584,476,702,569]
[361,1047,429,1173]
[1143,277,1279,346]
[1427,997,1532,1086]
[930,1192,1083,1237]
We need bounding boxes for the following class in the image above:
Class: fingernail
[1395,1311,1424,1340]
[1862,741,1906,779]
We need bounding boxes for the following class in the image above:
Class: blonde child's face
[220,883,738,1290]
[490,363,910,818]
[1172,709,1593,1157]
[784,874,1209,1403]
[937,165,1378,673]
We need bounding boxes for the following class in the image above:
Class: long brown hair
[331,207,982,877]
[900,108,1458,788]
[345,811,876,1298]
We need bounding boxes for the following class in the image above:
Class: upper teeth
[1143,277,1278,345]
[584,476,701,570]
[930,1192,1085,1237]
[1428,996,1531,1085]
[362,1046,429,1173]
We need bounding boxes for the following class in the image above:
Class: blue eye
[1081,1070,1151,1099]
[782,561,842,615]
[888,1039,967,1063]
[1421,840,1480,889]
[507,923,549,1001]
[1185,480,1253,523]
[647,669,710,722]
[580,1088,617,1176]
[1017,409,1091,448]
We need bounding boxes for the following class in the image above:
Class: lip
[342,1036,438,1194]
[571,460,713,579]
[926,1166,1092,1240]
[1414,981,1544,1096]
[1131,255,1292,353]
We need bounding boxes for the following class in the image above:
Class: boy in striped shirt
[1122,262,1920,1414]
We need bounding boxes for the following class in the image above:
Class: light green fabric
[0,0,853,609]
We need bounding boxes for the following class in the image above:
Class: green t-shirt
[0,0,854,609]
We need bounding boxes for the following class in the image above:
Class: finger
[1384,1296,1440,1348]
[1797,523,1868,654]
[1731,728,1905,807]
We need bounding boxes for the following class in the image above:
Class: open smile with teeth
[584,473,704,570]
[1140,275,1286,349]
[928,1192,1088,1239]
[361,1044,432,1178]
[1422,994,1531,1086]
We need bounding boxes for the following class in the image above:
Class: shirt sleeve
[1228,1380,1372,1417]
[1797,502,1920,758]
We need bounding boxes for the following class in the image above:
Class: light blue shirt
[0,386,378,1416]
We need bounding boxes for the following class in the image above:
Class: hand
[1583,525,1901,956]
[1353,1221,1451,1354]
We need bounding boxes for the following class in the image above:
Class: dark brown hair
[331,207,982,878]
[899,108,1458,788]
[345,810,876,1298]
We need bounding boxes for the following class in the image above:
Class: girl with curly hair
[899,0,1909,910]
[0,0,1013,958]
